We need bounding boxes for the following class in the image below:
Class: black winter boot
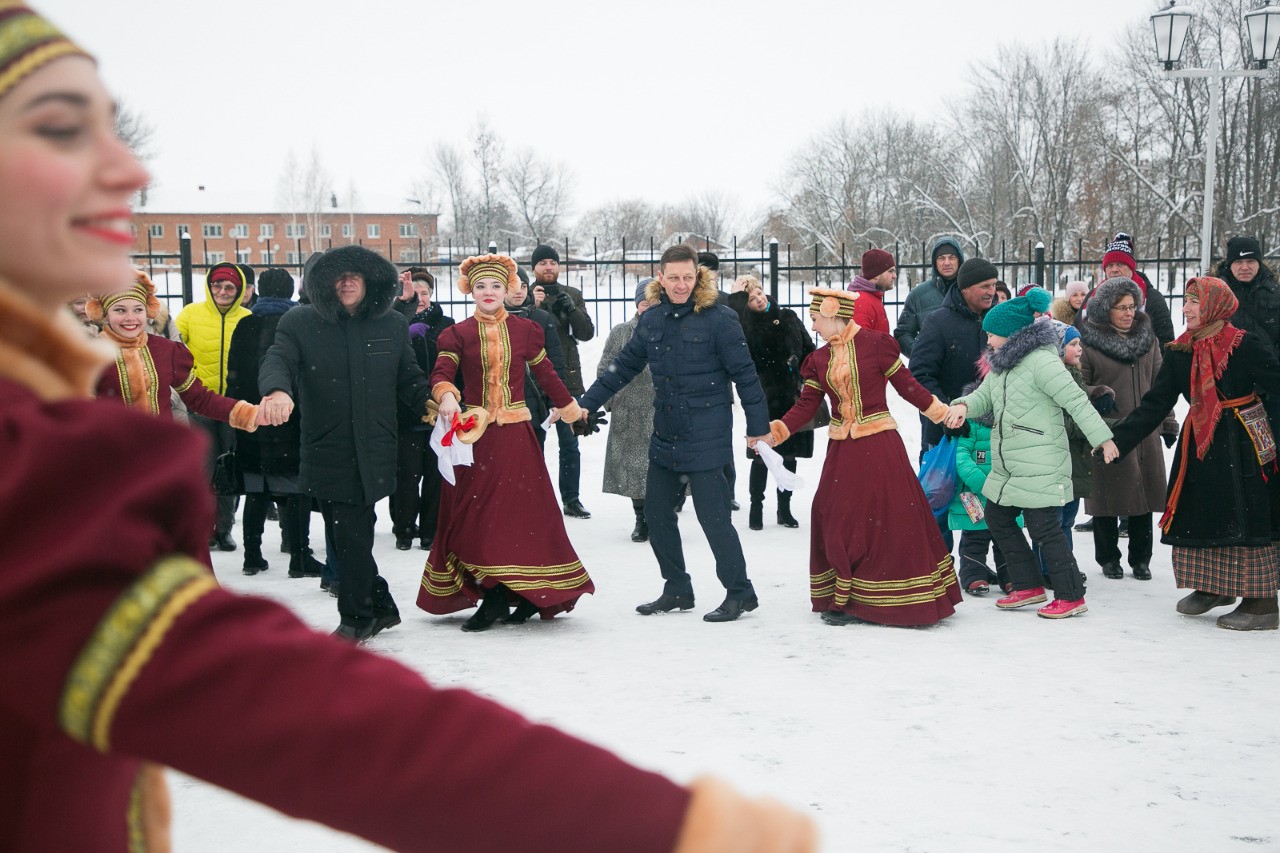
[242,545,268,576]
[776,491,800,528]
[749,502,764,531]
[631,499,649,543]
[1216,596,1279,631]
[1176,590,1236,615]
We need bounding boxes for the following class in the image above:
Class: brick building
[130,188,439,270]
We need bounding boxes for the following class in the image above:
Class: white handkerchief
[756,443,804,492]
[541,412,556,430]
[430,414,475,486]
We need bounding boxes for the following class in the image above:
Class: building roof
[134,186,438,217]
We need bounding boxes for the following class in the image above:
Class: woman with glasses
[1079,277,1178,581]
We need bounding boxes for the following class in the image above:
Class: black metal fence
[132,234,1206,334]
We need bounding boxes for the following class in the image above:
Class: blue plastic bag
[918,436,958,514]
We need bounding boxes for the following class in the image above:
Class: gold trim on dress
[59,556,218,751]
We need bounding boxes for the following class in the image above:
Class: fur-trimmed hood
[644,266,720,312]
[987,318,1059,374]
[304,245,399,323]
[1080,277,1155,363]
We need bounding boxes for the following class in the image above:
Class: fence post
[179,230,193,305]
[1035,241,1045,287]
[768,237,779,303]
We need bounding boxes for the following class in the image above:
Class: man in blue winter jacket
[579,244,771,622]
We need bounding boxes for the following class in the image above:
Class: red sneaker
[995,587,1047,609]
[1037,598,1088,619]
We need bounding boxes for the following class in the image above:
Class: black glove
[1162,432,1177,448]
[943,421,971,440]
[549,290,575,318]
[571,410,608,437]
[1092,393,1116,415]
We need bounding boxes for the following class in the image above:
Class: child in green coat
[945,295,1117,619]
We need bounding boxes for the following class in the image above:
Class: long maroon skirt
[416,421,593,618]
[809,429,960,626]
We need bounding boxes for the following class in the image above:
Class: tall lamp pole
[1150,1,1280,274]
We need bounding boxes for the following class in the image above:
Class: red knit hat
[860,249,895,280]
[1102,232,1137,274]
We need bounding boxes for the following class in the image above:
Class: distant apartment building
[130,188,439,269]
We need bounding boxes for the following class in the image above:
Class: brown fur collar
[0,278,116,401]
[644,266,721,312]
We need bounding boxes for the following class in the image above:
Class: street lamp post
[1150,1,1280,274]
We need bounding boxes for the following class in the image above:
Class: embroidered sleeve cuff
[923,396,949,424]
[432,382,461,405]
[558,400,583,422]
[769,420,791,445]
[229,400,259,432]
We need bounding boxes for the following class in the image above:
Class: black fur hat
[258,267,295,299]
[304,245,398,322]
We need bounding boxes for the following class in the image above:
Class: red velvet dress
[417,309,594,618]
[776,325,961,626]
[0,287,688,852]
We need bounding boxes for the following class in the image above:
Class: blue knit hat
[1047,319,1081,356]
[983,290,1050,337]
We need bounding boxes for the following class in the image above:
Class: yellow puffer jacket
[175,263,251,395]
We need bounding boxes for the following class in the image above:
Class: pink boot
[1037,598,1088,619]
[995,587,1047,609]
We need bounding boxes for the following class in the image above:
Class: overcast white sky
[45,0,1159,227]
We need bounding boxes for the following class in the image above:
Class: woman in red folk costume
[90,269,261,430]
[760,288,961,627]
[417,254,595,632]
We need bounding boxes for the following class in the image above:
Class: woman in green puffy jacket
[946,295,1117,619]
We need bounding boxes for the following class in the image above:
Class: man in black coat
[909,258,1001,452]
[579,244,771,623]
[530,244,595,518]
[260,245,432,640]
[1219,235,1280,431]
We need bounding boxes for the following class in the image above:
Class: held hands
[260,391,294,426]
[572,409,607,437]
[437,392,461,423]
[942,403,968,430]
[1097,439,1120,463]
[747,434,775,452]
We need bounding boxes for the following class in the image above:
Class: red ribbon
[441,412,476,447]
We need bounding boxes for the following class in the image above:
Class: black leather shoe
[395,536,413,551]
[730,499,741,511]
[821,611,857,626]
[462,585,509,632]
[703,596,760,623]
[1131,563,1152,581]
[420,537,434,551]
[1074,518,1094,532]
[563,499,591,519]
[328,582,340,599]
[1101,561,1124,579]
[331,621,374,642]
[636,594,695,615]
[214,532,238,552]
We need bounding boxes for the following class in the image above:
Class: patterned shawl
[1168,276,1244,459]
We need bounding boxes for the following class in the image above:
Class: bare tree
[502,147,572,245]
[574,198,663,254]
[115,99,156,163]
[276,147,332,256]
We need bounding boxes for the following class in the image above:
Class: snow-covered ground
[179,334,1280,852]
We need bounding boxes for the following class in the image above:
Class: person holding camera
[531,244,595,518]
